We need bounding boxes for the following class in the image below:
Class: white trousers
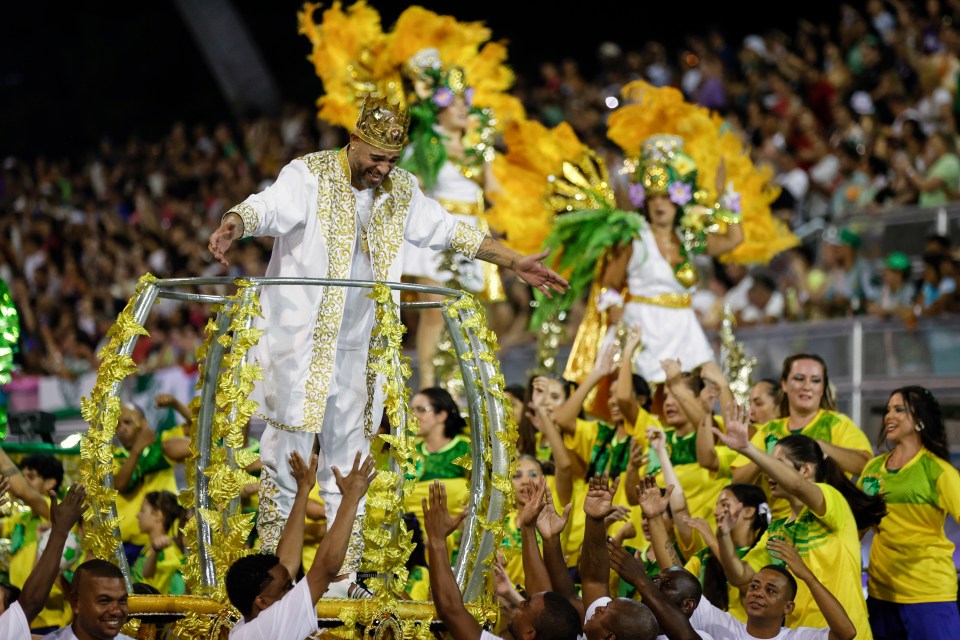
[257,346,382,572]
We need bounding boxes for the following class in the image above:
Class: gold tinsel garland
[443,293,516,628]
[79,273,155,561]
[179,280,263,615]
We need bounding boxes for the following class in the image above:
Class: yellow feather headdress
[608,80,798,264]
[298,2,523,133]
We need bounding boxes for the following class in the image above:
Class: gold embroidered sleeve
[450,221,485,259]
[227,203,259,238]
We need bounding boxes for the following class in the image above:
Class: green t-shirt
[411,434,471,482]
[920,152,960,206]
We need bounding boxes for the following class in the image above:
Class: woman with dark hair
[731,353,874,520]
[132,490,186,594]
[404,387,471,548]
[684,484,770,622]
[410,386,469,479]
[715,405,885,638]
[857,386,960,639]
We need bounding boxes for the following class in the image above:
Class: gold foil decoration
[719,304,757,408]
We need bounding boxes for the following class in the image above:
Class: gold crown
[353,95,410,151]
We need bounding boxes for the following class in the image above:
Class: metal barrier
[706,314,960,449]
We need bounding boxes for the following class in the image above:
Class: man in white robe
[207,97,567,596]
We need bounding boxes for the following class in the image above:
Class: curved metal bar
[154,290,231,305]
[461,306,509,602]
[103,282,161,591]
[444,306,486,592]
[399,301,445,310]
[192,306,234,593]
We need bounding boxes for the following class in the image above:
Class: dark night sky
[1,1,840,159]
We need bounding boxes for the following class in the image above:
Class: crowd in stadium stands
[2,4,960,637]
[2,2,960,381]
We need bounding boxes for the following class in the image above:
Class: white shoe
[322,574,373,599]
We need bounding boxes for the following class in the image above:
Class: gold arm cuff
[626,293,692,308]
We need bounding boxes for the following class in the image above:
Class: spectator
[867,251,917,319]
[739,271,785,326]
[225,451,376,639]
[42,559,133,640]
[897,131,960,206]
[422,481,581,640]
[0,482,86,640]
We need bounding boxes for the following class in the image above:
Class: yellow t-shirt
[300,484,326,572]
[731,410,873,520]
[114,427,185,546]
[131,541,185,594]
[744,482,871,639]
[858,447,960,603]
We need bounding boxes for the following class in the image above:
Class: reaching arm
[532,407,573,506]
[767,539,856,640]
[716,504,755,588]
[208,212,244,267]
[699,362,735,420]
[705,221,744,257]
[816,440,870,476]
[552,345,616,434]
[305,453,377,603]
[647,428,693,548]
[639,478,684,571]
[615,326,644,426]
[0,449,50,519]
[19,483,87,622]
[662,358,706,428]
[276,451,318,580]
[423,481,484,640]
[607,539,702,640]
[474,238,569,298]
[536,485,581,616]
[155,393,192,422]
[517,477,552,596]
[624,439,646,506]
[580,474,619,608]
[115,427,156,492]
[695,412,720,472]
[715,404,826,517]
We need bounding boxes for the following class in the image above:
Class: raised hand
[660,358,683,382]
[627,438,648,471]
[536,484,571,539]
[516,476,548,528]
[422,480,468,542]
[332,452,377,504]
[513,248,570,299]
[604,504,631,529]
[698,361,729,389]
[716,503,741,536]
[623,324,643,355]
[51,482,88,535]
[607,538,647,588]
[583,473,619,520]
[638,476,673,519]
[715,402,751,452]
[767,538,814,581]
[612,521,637,545]
[290,451,319,495]
[207,215,243,267]
[646,426,667,455]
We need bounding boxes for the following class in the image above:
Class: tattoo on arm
[664,540,682,567]
[1,465,20,477]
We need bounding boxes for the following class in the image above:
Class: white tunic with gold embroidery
[229,148,485,434]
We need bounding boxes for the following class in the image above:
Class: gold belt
[438,197,484,216]
[627,293,691,308]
